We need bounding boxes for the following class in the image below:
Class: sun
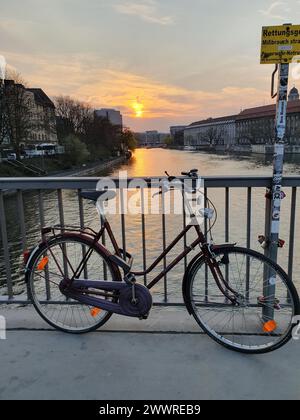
[132,98,144,118]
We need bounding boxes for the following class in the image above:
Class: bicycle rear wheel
[27,234,121,333]
[186,246,300,353]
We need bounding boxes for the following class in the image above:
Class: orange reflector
[37,256,49,271]
[263,320,277,333]
[90,308,102,317]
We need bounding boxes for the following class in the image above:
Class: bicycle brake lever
[152,191,162,198]
[165,171,177,183]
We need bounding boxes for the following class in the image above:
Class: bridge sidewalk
[0,306,299,400]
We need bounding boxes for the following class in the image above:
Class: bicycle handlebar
[181,169,198,176]
[164,169,199,183]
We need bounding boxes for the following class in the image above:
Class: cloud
[3,51,268,131]
[259,2,291,20]
[113,0,175,25]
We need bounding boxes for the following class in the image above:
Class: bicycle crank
[59,279,153,319]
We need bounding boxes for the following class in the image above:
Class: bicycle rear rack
[41,225,99,238]
[41,225,134,265]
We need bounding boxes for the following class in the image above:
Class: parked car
[7,153,17,161]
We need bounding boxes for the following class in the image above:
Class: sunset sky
[1,0,300,131]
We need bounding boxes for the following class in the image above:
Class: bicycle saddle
[80,190,116,202]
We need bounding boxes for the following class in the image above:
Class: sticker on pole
[261,24,300,64]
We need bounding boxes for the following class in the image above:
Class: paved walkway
[0,307,299,400]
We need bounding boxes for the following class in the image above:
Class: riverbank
[168,144,300,155]
[0,155,128,179]
[51,155,128,177]
[0,155,128,197]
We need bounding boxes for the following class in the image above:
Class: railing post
[141,187,147,286]
[39,190,51,300]
[161,191,168,303]
[17,190,30,298]
[246,188,252,300]
[0,191,13,299]
[78,189,89,280]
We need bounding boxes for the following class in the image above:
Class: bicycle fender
[182,252,205,315]
[24,244,44,282]
[211,243,237,251]
[24,232,122,284]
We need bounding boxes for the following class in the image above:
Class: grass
[0,163,25,177]
[0,153,120,177]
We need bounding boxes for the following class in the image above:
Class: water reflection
[1,149,300,298]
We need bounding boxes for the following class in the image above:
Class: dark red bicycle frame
[86,217,237,302]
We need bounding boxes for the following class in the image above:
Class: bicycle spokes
[189,248,296,352]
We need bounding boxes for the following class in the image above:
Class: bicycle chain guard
[60,280,153,319]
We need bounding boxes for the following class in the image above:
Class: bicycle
[25,169,300,354]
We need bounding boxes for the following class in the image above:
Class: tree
[54,95,92,137]
[204,126,224,146]
[84,115,122,158]
[164,135,173,147]
[1,72,33,158]
[238,118,275,145]
[56,116,74,142]
[61,134,90,166]
[121,128,138,150]
[55,96,124,158]
[0,82,7,145]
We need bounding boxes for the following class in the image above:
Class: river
[1,148,300,299]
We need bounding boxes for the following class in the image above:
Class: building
[146,131,160,146]
[135,132,147,147]
[144,131,169,146]
[170,126,186,138]
[0,80,58,153]
[170,125,186,146]
[145,131,160,146]
[289,86,300,102]
[184,115,236,149]
[236,89,300,147]
[27,88,58,145]
[184,87,300,151]
[94,109,123,127]
[135,131,168,147]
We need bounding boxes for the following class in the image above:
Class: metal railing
[0,176,299,304]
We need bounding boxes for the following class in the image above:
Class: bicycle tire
[27,234,122,334]
[185,246,300,354]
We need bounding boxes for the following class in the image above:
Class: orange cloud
[113,0,175,25]
[3,51,269,130]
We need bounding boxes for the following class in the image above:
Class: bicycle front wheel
[186,246,300,354]
[27,235,122,333]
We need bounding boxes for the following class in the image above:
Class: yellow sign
[261,24,300,64]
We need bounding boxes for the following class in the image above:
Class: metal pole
[263,62,289,321]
